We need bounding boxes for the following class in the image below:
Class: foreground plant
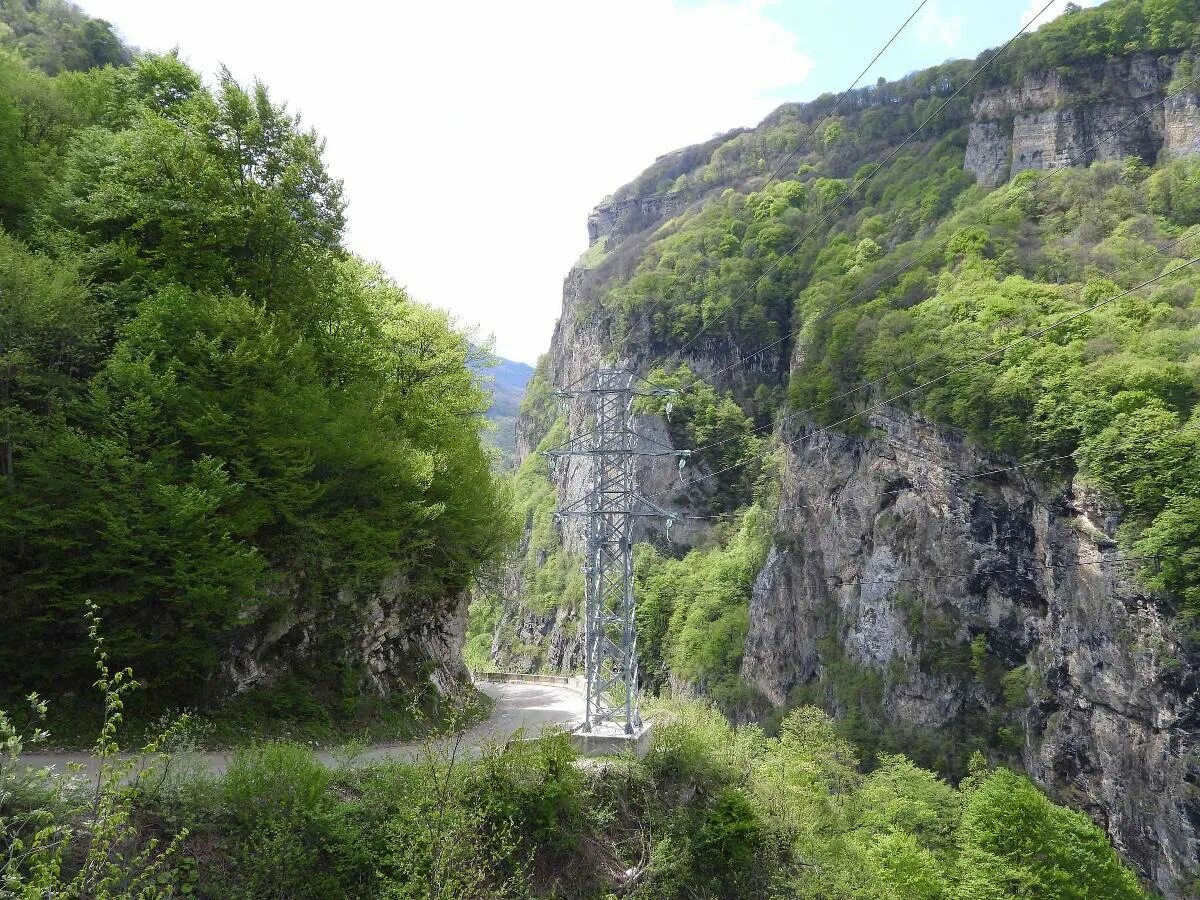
[0,602,188,898]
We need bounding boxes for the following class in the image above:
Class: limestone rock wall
[1165,92,1200,158]
[965,53,1200,187]
[221,571,470,699]
[964,121,1012,189]
[740,408,1199,898]
[586,193,687,247]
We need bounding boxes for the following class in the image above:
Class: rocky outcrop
[964,121,1012,189]
[740,407,1199,898]
[491,596,583,674]
[586,193,688,247]
[1165,91,1200,159]
[221,570,470,699]
[965,53,1200,186]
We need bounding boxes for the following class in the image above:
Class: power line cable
[614,3,931,357]
[757,0,930,193]
[594,4,931,220]
[676,74,1200,396]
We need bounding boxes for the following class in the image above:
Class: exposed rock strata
[740,408,1199,898]
[221,571,470,699]
[965,53,1200,186]
[587,193,687,247]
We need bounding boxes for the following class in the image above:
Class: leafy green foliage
[0,47,514,711]
[778,161,1200,624]
[986,0,1199,81]
[635,504,772,703]
[1149,156,1200,226]
[640,365,765,508]
[166,725,568,897]
[609,122,1200,626]
[636,700,1144,900]
[2,687,1146,898]
[956,767,1144,899]
[0,0,129,75]
[578,3,1200,636]
[223,742,332,825]
[465,398,584,671]
[1,608,188,898]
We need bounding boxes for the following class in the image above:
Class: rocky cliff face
[965,52,1200,187]
[497,43,1200,899]
[494,252,717,674]
[222,571,470,699]
[740,408,1198,897]
[586,194,687,247]
[493,266,611,674]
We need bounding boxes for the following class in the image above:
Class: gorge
[4,0,1200,896]
[477,5,1200,896]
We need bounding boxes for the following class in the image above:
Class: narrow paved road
[20,681,583,780]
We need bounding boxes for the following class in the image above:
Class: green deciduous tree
[0,47,513,710]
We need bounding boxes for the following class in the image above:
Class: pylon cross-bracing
[544,368,688,734]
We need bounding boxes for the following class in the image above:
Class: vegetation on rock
[0,14,513,724]
[494,1,1200,702]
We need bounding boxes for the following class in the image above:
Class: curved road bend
[20,681,583,780]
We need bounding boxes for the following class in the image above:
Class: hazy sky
[76,0,1097,363]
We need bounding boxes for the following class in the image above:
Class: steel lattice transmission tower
[545,368,688,734]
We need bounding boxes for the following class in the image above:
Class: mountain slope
[481,2,1200,895]
[0,0,129,73]
[472,349,534,466]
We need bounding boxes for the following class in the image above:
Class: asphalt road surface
[19,681,583,781]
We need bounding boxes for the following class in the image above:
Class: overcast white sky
[75,0,1094,363]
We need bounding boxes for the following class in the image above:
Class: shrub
[223,742,331,824]
[0,605,187,898]
[693,787,768,893]
[468,731,583,854]
[957,768,1145,900]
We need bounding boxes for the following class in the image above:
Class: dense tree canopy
[0,0,128,75]
[0,43,512,703]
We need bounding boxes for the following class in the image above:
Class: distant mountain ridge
[471,349,534,465]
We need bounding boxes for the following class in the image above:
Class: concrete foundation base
[569,721,653,758]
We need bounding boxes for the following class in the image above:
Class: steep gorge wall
[495,42,1200,898]
[965,52,1200,186]
[494,260,713,673]
[504,242,1200,893]
[741,408,1198,897]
